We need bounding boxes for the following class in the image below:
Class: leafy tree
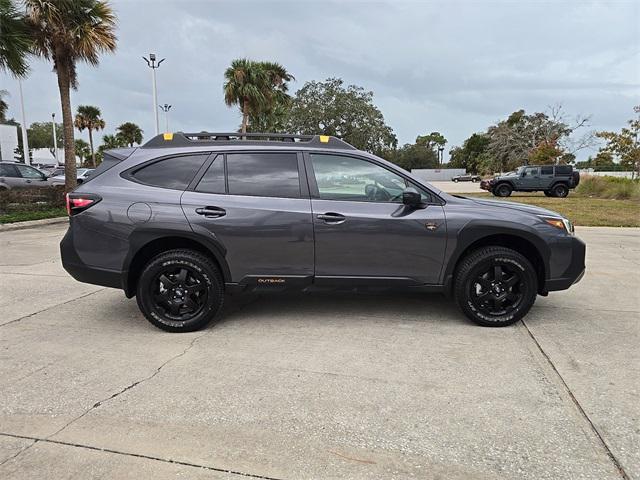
[74,105,105,167]
[100,133,127,150]
[287,78,397,154]
[0,89,8,122]
[0,0,32,77]
[26,0,117,190]
[385,143,439,170]
[448,133,490,173]
[596,107,640,177]
[224,59,294,134]
[26,121,63,149]
[74,138,90,166]
[116,122,143,147]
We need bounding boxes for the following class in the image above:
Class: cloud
[1,0,637,160]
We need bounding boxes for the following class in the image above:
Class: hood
[467,197,563,218]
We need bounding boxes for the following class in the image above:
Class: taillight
[66,193,102,216]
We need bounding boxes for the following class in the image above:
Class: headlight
[541,216,574,235]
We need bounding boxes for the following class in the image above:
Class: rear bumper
[60,227,123,290]
[544,236,586,292]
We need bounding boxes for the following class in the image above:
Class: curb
[0,216,68,232]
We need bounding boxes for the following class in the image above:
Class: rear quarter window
[130,154,209,190]
[555,165,572,175]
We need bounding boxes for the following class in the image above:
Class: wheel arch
[123,229,230,298]
[443,224,550,295]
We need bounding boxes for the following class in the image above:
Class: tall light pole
[51,113,59,165]
[159,104,171,133]
[17,79,30,165]
[438,145,444,167]
[142,53,165,136]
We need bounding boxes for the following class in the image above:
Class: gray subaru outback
[60,132,585,332]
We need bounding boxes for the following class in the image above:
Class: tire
[551,183,569,198]
[454,246,538,327]
[495,183,513,197]
[453,178,459,183]
[543,191,553,197]
[136,249,224,332]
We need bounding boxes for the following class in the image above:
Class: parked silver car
[48,168,94,186]
[0,161,50,190]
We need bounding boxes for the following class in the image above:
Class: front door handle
[317,212,346,224]
[195,206,226,218]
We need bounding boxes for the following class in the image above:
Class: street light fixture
[142,53,165,136]
[159,104,172,133]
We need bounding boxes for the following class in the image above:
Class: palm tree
[0,90,8,122]
[74,138,90,166]
[116,122,143,147]
[0,0,31,77]
[74,105,105,167]
[224,59,294,134]
[224,59,266,134]
[25,0,117,191]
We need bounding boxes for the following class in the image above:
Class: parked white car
[48,168,94,186]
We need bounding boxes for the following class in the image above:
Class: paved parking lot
[0,223,638,479]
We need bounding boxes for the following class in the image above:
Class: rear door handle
[317,212,346,224]
[195,206,226,218]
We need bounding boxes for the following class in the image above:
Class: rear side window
[0,164,19,177]
[196,155,225,194]
[132,154,208,190]
[540,166,553,175]
[226,153,300,198]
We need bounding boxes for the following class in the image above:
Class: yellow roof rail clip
[319,135,330,143]
[163,133,174,141]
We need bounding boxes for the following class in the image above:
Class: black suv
[61,132,585,332]
[480,165,580,197]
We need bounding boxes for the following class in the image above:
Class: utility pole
[143,53,165,136]
[17,79,30,165]
[52,113,58,165]
[159,104,171,133]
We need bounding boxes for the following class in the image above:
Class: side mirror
[402,187,422,207]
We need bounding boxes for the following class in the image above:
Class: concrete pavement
[0,224,638,479]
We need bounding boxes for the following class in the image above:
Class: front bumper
[480,180,493,191]
[544,236,586,292]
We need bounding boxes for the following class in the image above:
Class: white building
[0,124,19,161]
[31,148,65,167]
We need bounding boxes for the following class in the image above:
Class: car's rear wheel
[454,246,537,327]
[136,249,224,332]
[495,183,512,197]
[551,183,569,198]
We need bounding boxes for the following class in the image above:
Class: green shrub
[0,186,66,214]
[576,175,640,201]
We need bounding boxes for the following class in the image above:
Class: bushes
[0,186,66,214]
[576,176,640,201]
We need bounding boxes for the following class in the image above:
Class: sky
[1,0,638,161]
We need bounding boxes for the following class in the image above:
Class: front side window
[132,154,208,190]
[226,153,300,198]
[311,154,409,202]
[16,164,44,179]
[523,167,539,177]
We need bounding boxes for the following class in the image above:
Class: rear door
[181,151,314,285]
[539,165,554,188]
[0,164,22,188]
[306,152,446,286]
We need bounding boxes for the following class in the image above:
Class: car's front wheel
[136,249,224,332]
[495,183,513,197]
[454,246,537,327]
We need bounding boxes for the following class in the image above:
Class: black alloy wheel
[136,249,224,332]
[454,246,537,326]
[552,184,569,198]
[496,184,512,197]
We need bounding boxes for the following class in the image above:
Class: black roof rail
[141,132,356,150]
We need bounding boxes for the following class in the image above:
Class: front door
[14,164,49,188]
[518,166,541,190]
[306,153,447,286]
[181,152,314,285]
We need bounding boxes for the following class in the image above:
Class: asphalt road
[0,223,638,479]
